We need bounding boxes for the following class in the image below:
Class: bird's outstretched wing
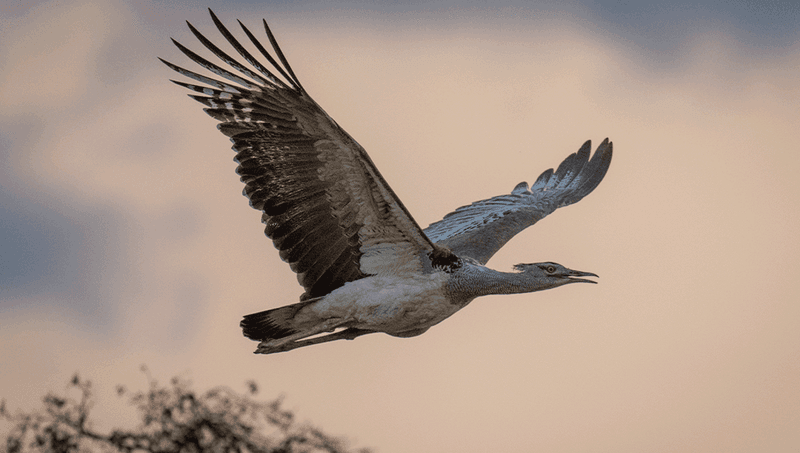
[161,9,444,300]
[424,139,612,265]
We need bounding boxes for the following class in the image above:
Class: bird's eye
[546,265,556,273]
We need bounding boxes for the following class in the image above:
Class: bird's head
[513,262,598,288]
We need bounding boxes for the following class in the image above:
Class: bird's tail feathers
[240,297,322,341]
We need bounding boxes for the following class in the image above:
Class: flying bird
[161,9,612,355]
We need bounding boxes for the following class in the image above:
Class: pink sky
[1,1,799,451]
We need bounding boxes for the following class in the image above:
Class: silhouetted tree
[2,367,370,453]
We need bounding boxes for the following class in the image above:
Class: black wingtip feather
[238,19,298,92]
[208,9,285,90]
[262,18,305,93]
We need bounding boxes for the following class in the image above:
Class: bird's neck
[448,263,553,299]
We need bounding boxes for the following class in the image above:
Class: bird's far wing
[161,9,441,300]
[424,139,612,265]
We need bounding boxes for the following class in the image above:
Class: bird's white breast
[311,271,457,334]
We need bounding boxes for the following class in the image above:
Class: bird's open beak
[567,270,599,284]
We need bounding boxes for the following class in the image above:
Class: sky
[1,0,799,451]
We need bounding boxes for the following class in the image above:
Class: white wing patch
[359,241,422,275]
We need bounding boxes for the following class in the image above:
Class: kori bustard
[161,9,613,354]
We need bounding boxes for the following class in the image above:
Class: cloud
[0,0,207,338]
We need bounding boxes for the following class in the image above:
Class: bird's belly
[311,273,458,334]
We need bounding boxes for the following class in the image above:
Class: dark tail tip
[240,309,296,341]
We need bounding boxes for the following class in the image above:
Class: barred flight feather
[424,139,612,265]
[162,8,442,301]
